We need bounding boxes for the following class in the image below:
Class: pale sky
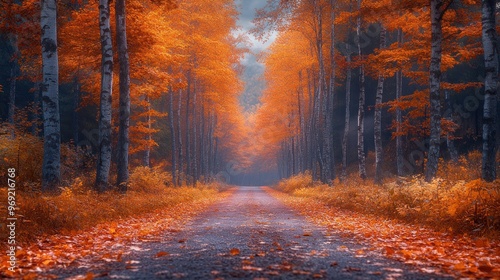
[234,0,277,65]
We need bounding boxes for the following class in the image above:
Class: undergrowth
[0,126,227,243]
[276,153,500,237]
[0,165,226,243]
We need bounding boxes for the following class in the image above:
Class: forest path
[57,186,451,279]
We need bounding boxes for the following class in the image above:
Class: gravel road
[56,186,452,279]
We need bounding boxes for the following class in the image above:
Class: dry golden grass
[276,154,500,236]
[0,165,228,243]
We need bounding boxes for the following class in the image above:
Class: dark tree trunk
[342,46,352,181]
[168,87,177,186]
[425,0,448,182]
[115,0,131,191]
[374,25,386,184]
[396,29,404,177]
[177,89,184,185]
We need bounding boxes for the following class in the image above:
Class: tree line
[253,0,498,184]
[0,0,247,192]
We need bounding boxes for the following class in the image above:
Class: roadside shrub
[276,171,314,193]
[277,153,500,236]
[128,166,172,193]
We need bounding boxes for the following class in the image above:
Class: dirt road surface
[56,186,451,279]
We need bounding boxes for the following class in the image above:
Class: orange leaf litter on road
[265,187,500,279]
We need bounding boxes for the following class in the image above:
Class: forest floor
[19,186,488,279]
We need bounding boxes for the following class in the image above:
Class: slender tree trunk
[168,87,177,186]
[396,29,404,177]
[425,0,446,182]
[207,112,214,178]
[374,25,386,184]
[315,1,332,184]
[192,78,198,183]
[342,48,351,181]
[72,78,80,146]
[356,0,367,180]
[143,95,151,167]
[298,71,305,173]
[31,82,41,136]
[185,73,192,184]
[200,104,206,180]
[95,0,114,191]
[8,34,18,138]
[481,0,498,182]
[8,68,16,132]
[328,1,336,182]
[177,89,184,185]
[307,70,314,171]
[445,89,459,163]
[115,0,131,190]
[41,0,61,191]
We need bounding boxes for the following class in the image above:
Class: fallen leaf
[85,272,94,280]
[155,251,169,258]
[230,248,240,256]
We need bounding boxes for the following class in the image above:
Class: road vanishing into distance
[55,186,452,279]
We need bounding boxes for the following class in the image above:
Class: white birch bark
[40,0,61,191]
[95,0,113,191]
[481,0,498,182]
[356,0,367,180]
[425,0,445,182]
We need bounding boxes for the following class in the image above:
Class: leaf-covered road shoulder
[265,187,500,279]
[0,189,233,279]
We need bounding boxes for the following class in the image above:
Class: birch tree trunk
[342,46,351,181]
[95,0,113,192]
[374,25,386,184]
[115,0,131,191]
[481,0,498,182]
[40,0,61,191]
[425,0,446,182]
[356,0,367,180]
